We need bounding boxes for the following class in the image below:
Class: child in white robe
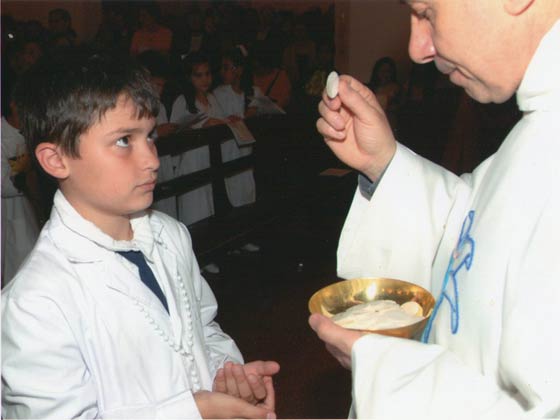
[170,52,226,227]
[1,49,279,419]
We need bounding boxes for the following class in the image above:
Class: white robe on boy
[337,20,560,419]
[2,190,243,419]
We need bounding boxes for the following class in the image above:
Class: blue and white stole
[421,210,476,343]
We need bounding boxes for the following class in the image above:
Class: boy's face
[61,96,159,229]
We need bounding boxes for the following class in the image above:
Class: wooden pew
[153,115,291,266]
[153,114,356,266]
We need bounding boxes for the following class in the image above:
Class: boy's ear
[35,142,70,180]
[503,0,535,16]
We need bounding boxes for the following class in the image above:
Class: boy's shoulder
[148,208,186,234]
[146,209,194,250]
[2,224,78,304]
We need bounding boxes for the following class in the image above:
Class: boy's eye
[147,128,157,142]
[412,6,432,21]
[116,136,130,147]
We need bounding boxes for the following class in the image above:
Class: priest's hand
[316,75,396,182]
[308,313,365,369]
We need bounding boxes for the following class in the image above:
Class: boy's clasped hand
[195,360,280,419]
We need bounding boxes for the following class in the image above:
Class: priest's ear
[503,0,535,16]
[35,143,70,180]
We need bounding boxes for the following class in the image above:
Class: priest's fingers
[316,115,346,141]
[337,76,385,124]
[309,313,363,369]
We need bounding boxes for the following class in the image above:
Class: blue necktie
[117,250,169,314]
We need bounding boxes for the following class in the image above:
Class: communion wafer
[331,299,424,331]
[401,301,423,317]
[326,71,339,98]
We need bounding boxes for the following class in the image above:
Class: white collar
[517,19,560,112]
[49,190,162,263]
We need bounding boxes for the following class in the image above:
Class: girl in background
[213,46,264,252]
[213,46,260,205]
[170,52,225,230]
[367,56,402,127]
[170,52,227,274]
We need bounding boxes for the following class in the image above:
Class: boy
[1,49,279,419]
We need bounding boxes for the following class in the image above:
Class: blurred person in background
[1,74,40,286]
[252,41,291,111]
[130,1,172,57]
[367,56,402,126]
[47,8,77,47]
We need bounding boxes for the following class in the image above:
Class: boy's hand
[194,390,276,419]
[213,361,279,409]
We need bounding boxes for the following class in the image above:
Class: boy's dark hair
[14,47,160,159]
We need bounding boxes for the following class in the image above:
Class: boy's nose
[141,141,160,172]
[408,15,436,64]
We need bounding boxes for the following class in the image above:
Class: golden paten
[308,278,435,340]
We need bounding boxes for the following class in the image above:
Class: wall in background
[338,0,412,85]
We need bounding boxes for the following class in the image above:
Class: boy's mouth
[138,179,157,190]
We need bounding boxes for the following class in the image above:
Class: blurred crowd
[1,1,337,281]
[1,1,521,283]
[2,1,335,117]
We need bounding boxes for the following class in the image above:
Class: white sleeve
[1,293,99,419]
[169,95,188,123]
[1,142,20,198]
[337,143,470,288]
[248,86,265,106]
[348,150,560,419]
[100,391,202,419]
[198,272,244,376]
[351,335,525,419]
[156,102,168,125]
